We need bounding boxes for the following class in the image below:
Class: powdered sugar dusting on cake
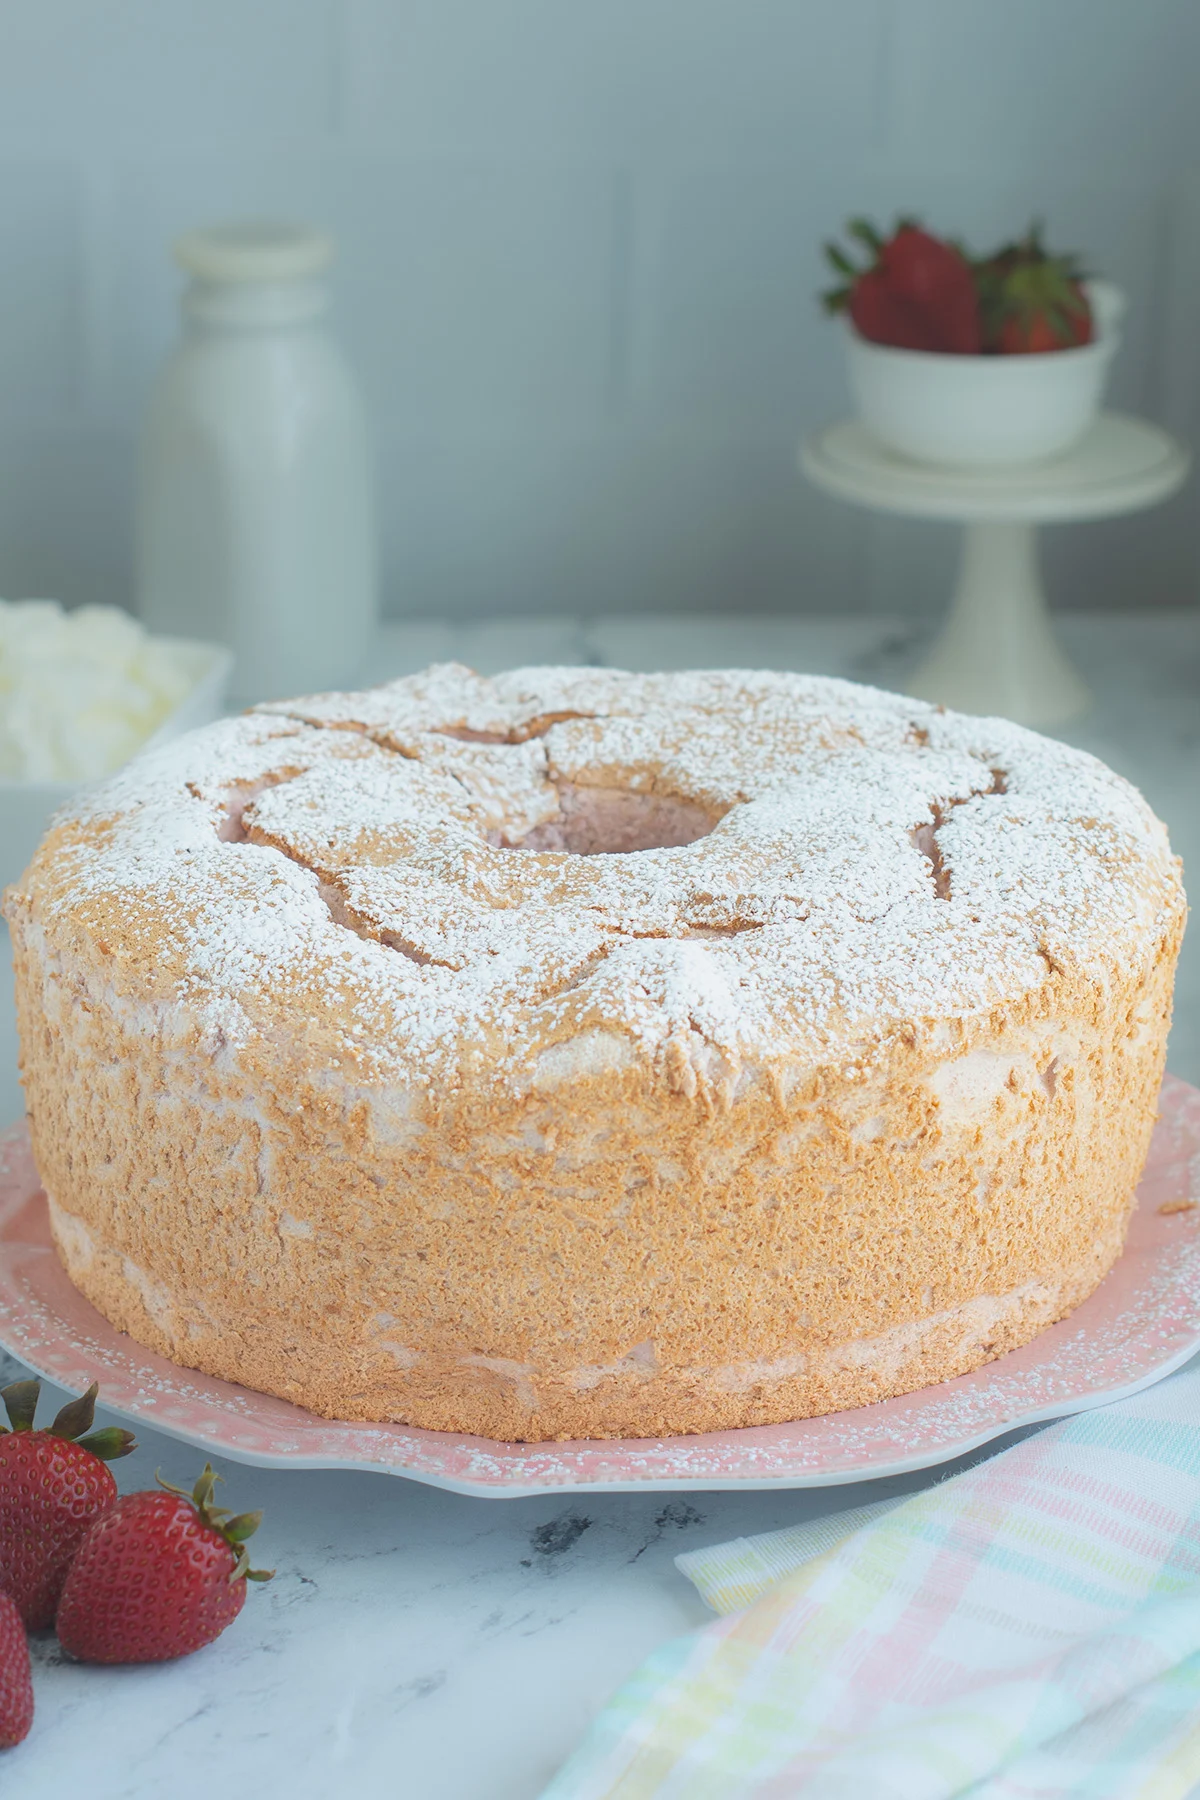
[9,664,1181,1096]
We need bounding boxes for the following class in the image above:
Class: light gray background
[1,0,1199,624]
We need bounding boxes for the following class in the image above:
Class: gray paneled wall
[0,0,1196,620]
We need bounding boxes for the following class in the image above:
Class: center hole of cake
[502,785,721,856]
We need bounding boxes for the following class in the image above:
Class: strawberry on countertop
[0,1379,136,1631]
[0,1593,33,1749]
[56,1463,272,1665]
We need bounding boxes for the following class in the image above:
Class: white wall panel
[0,0,1193,620]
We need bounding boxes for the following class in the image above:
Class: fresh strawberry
[56,1464,272,1664]
[844,264,945,353]
[824,218,982,354]
[0,1591,33,1749]
[976,223,1093,353]
[0,1379,135,1630]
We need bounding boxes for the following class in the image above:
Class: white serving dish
[0,636,232,894]
[844,280,1126,468]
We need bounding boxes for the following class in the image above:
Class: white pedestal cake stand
[800,412,1189,727]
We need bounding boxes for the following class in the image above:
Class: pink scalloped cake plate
[1,1075,1199,1497]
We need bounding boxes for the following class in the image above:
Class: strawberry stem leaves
[156,1464,274,1585]
[824,241,857,278]
[0,1380,40,1432]
[224,1511,264,1544]
[50,1382,99,1439]
[0,1378,137,1455]
[846,217,883,254]
[78,1427,138,1461]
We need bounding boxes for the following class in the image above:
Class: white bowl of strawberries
[825,220,1125,469]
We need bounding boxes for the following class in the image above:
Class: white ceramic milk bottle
[136,222,376,703]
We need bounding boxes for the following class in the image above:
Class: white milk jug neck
[175,222,333,330]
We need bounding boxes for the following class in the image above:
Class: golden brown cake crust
[4,665,1185,1440]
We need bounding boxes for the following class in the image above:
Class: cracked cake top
[7,664,1182,1100]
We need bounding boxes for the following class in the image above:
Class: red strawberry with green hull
[824,218,982,354]
[56,1464,272,1664]
[0,1379,135,1630]
[975,222,1092,354]
[0,1592,33,1749]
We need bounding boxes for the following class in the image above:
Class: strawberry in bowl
[823,217,1124,468]
[976,223,1094,354]
[825,219,982,354]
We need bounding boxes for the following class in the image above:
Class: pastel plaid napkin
[542,1360,1200,1799]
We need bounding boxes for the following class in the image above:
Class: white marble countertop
[0,609,1197,1799]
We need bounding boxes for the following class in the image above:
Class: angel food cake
[4,665,1185,1441]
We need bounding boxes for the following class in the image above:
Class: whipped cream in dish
[0,600,194,782]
